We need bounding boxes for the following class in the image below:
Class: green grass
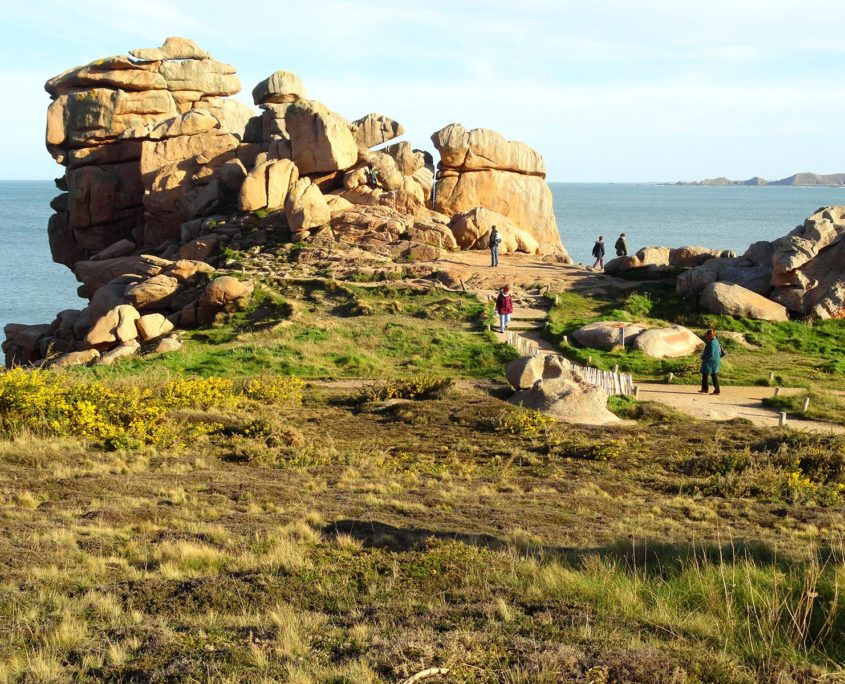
[546,286,845,392]
[75,280,517,382]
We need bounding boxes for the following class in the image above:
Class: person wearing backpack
[699,329,722,394]
[495,284,514,333]
[489,225,502,267]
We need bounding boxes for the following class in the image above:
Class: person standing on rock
[489,226,502,268]
[367,166,380,189]
[495,285,513,333]
[591,236,606,270]
[615,233,628,257]
[699,329,722,395]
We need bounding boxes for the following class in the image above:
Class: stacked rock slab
[678,206,845,319]
[430,123,570,260]
[45,37,252,269]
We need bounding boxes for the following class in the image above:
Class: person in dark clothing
[591,236,605,269]
[366,166,380,189]
[489,226,502,268]
[495,284,513,333]
[615,233,628,257]
[699,329,722,394]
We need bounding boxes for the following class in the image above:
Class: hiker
[489,225,502,268]
[495,284,513,333]
[366,166,380,189]
[699,329,722,395]
[615,233,628,257]
[591,236,605,269]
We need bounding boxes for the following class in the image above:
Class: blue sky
[0,0,843,181]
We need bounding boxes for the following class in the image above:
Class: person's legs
[700,372,709,392]
[503,313,510,330]
[499,313,508,333]
[711,373,720,394]
[491,246,498,267]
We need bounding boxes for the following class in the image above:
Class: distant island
[675,172,845,187]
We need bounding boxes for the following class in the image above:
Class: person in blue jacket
[699,329,722,394]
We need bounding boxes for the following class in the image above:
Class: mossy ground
[2,279,845,682]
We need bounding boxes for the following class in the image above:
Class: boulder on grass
[633,326,704,359]
[505,355,547,390]
[199,276,254,307]
[572,321,647,350]
[700,282,789,322]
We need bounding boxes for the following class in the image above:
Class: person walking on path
[489,225,502,268]
[591,236,606,269]
[614,233,628,257]
[699,329,722,395]
[495,284,513,333]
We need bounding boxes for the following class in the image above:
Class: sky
[0,0,843,182]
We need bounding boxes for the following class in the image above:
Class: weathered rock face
[679,206,845,319]
[605,245,732,275]
[45,36,252,271]
[507,355,620,426]
[252,70,306,106]
[572,321,647,350]
[633,326,704,359]
[700,282,789,322]
[430,123,568,259]
[350,113,404,149]
[449,207,539,255]
[285,100,358,174]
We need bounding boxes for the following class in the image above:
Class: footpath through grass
[546,285,845,422]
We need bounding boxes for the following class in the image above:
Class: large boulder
[676,257,773,298]
[199,276,254,307]
[505,355,548,390]
[350,113,404,148]
[700,282,789,321]
[449,207,540,255]
[507,355,619,426]
[285,178,331,233]
[284,100,358,174]
[431,124,569,259]
[239,158,299,212]
[572,321,647,350]
[633,326,704,359]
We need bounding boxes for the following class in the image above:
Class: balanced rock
[572,321,647,350]
[700,282,789,321]
[432,124,568,259]
[252,70,306,105]
[633,326,704,359]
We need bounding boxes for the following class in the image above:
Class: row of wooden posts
[504,331,635,397]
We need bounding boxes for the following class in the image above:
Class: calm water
[1,180,843,330]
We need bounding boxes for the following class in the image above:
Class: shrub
[360,375,455,403]
[241,375,305,404]
[159,376,238,410]
[498,407,555,437]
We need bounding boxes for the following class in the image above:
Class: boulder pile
[505,355,619,425]
[604,245,734,276]
[678,206,845,319]
[5,36,572,368]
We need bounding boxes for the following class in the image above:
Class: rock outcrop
[430,124,569,259]
[506,355,619,426]
[700,282,789,322]
[572,321,647,350]
[632,326,704,359]
[605,245,733,275]
[679,206,845,319]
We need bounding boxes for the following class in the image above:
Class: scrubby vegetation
[2,280,845,681]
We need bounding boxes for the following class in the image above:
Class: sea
[1,180,843,331]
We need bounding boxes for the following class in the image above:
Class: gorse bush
[360,374,455,403]
[0,368,305,450]
[498,407,555,437]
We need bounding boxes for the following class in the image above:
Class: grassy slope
[1,278,845,682]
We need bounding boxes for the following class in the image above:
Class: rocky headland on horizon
[674,172,845,187]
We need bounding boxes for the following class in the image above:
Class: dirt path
[423,252,843,434]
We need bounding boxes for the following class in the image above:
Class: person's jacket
[592,241,605,258]
[495,291,513,315]
[615,237,627,255]
[701,338,721,374]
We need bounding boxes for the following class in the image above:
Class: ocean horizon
[1,180,843,331]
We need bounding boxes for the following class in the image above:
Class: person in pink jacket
[495,285,513,333]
